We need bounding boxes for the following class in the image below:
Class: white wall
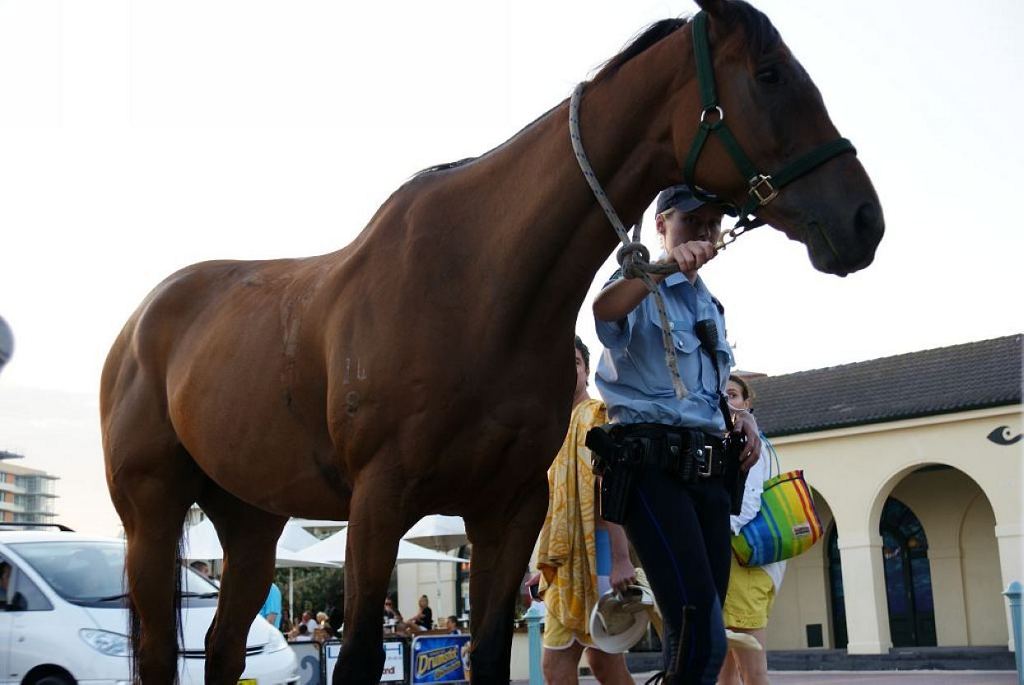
[397,559,460,627]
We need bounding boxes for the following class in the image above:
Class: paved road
[514,671,1018,684]
[761,672,1016,684]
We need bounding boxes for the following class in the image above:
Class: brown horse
[101,0,882,682]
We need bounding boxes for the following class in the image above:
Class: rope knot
[616,241,651,279]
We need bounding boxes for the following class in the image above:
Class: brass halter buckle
[748,174,778,206]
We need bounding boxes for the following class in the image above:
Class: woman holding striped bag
[718,375,786,685]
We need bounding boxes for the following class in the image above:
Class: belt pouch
[676,431,699,483]
[586,425,619,475]
[599,438,640,524]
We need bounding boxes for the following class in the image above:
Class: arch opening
[880,496,936,647]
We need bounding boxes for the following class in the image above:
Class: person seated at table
[288,623,313,642]
[328,595,345,635]
[383,596,403,631]
[401,594,434,632]
[445,615,461,635]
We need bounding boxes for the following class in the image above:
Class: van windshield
[9,541,219,605]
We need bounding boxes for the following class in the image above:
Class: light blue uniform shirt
[594,270,734,434]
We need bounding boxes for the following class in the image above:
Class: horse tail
[127,577,141,684]
[173,523,187,684]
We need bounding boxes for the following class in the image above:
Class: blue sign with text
[410,635,471,684]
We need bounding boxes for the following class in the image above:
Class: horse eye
[756,66,781,85]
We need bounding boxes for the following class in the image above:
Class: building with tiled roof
[743,335,1021,661]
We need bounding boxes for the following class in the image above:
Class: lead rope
[569,83,689,398]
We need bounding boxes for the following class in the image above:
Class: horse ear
[693,0,730,20]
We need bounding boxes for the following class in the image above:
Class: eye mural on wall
[986,426,1022,446]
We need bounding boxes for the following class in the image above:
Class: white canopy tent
[277,521,321,553]
[183,517,338,620]
[402,515,470,609]
[182,517,332,567]
[401,515,468,551]
[290,525,466,629]
[296,527,468,565]
[289,518,347,530]
[183,517,468,624]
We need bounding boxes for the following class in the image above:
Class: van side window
[1,559,52,612]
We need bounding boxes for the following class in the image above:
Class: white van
[0,529,299,685]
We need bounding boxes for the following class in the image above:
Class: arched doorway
[880,497,936,647]
[826,497,938,650]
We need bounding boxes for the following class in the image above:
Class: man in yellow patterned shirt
[536,337,636,684]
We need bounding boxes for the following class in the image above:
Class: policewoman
[591,185,760,684]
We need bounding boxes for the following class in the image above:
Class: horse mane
[414,157,479,176]
[590,18,690,84]
[411,1,780,178]
[593,1,782,84]
[409,22,691,180]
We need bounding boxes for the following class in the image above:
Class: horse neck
[464,31,699,341]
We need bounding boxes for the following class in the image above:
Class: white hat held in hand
[588,584,654,654]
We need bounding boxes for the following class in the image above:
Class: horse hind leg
[108,437,205,683]
[197,485,287,685]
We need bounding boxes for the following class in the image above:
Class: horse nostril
[854,202,884,240]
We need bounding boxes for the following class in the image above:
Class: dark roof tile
[749,334,1022,437]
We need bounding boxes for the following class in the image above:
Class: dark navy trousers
[622,465,732,685]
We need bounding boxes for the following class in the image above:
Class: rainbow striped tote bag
[731,446,823,566]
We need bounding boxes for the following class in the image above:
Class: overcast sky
[0,0,1020,535]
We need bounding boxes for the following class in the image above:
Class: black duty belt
[603,423,728,481]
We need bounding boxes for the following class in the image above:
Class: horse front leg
[333,472,411,685]
[198,487,287,684]
[465,479,549,684]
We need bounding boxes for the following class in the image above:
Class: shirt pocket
[649,318,702,393]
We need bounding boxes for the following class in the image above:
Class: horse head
[680,0,884,276]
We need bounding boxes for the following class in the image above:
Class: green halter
[683,11,856,231]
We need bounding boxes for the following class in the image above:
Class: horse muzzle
[804,199,885,276]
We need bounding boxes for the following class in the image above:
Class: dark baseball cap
[656,185,713,214]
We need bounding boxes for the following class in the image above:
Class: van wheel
[30,675,74,685]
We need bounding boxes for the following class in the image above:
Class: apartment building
[0,450,59,524]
